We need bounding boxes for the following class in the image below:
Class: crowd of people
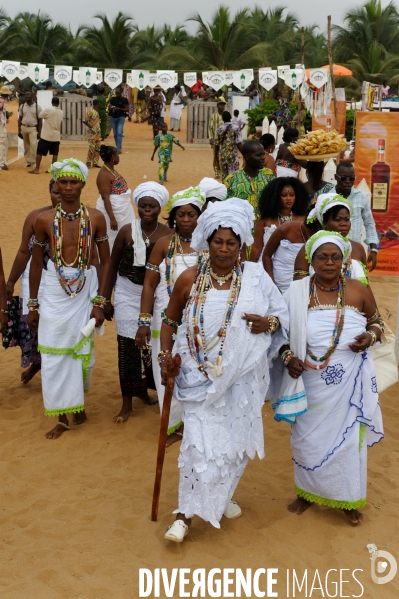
[0,77,388,544]
[0,111,386,544]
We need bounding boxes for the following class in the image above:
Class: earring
[173,220,177,230]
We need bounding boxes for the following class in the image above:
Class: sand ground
[0,100,398,599]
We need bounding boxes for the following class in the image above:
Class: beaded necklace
[61,207,81,221]
[278,212,292,225]
[185,258,242,378]
[165,233,203,296]
[51,202,91,297]
[210,266,233,287]
[305,274,346,370]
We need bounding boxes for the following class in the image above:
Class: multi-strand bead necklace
[51,202,91,297]
[305,274,346,370]
[185,258,242,378]
[165,232,203,296]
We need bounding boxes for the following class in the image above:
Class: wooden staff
[151,353,182,522]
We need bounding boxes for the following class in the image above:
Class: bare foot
[21,363,41,384]
[113,407,132,423]
[166,424,184,448]
[73,410,87,425]
[288,496,312,515]
[138,392,158,406]
[343,509,363,524]
[45,415,70,439]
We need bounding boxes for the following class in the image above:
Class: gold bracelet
[267,315,280,333]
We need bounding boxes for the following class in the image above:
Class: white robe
[273,278,384,509]
[172,262,289,527]
[38,261,98,416]
[152,253,199,433]
[96,190,134,251]
[114,274,142,339]
[272,240,303,293]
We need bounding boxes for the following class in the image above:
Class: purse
[2,296,21,349]
[369,329,398,393]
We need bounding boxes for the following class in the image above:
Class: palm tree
[333,0,399,63]
[74,12,136,68]
[8,11,71,63]
[161,6,272,71]
[247,6,299,65]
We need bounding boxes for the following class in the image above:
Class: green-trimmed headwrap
[49,158,89,182]
[305,230,352,264]
[166,186,205,214]
[307,192,353,227]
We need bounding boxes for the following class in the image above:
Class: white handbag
[369,329,398,393]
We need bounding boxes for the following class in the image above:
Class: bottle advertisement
[355,112,399,275]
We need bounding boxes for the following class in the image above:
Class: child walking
[151,122,185,184]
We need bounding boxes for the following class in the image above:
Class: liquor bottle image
[326,117,331,132]
[240,72,245,90]
[139,72,144,89]
[291,71,297,89]
[86,69,90,87]
[371,139,390,213]
[34,65,40,83]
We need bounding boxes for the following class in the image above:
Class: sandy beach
[0,100,398,598]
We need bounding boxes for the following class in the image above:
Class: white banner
[104,68,123,89]
[126,73,133,87]
[183,72,197,87]
[184,72,196,87]
[27,63,46,84]
[54,65,72,86]
[157,70,176,90]
[284,69,304,90]
[232,70,253,90]
[73,70,83,86]
[310,67,328,89]
[130,70,149,89]
[207,71,226,90]
[277,65,290,80]
[2,61,20,80]
[225,71,234,86]
[202,72,208,86]
[259,69,278,91]
[18,64,29,80]
[79,67,97,88]
[148,72,157,87]
[39,67,49,83]
[96,71,103,83]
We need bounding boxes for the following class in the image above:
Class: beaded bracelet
[158,349,171,366]
[367,310,382,325]
[146,263,160,273]
[281,349,296,367]
[161,309,182,328]
[27,298,39,307]
[369,322,385,334]
[94,235,109,244]
[33,237,47,248]
[293,270,309,277]
[139,312,152,319]
[367,330,377,347]
[267,315,280,333]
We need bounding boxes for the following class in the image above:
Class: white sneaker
[223,499,242,519]
[164,519,189,542]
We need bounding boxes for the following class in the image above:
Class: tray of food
[290,129,346,160]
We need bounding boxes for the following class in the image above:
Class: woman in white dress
[160,198,289,542]
[136,187,206,445]
[293,193,369,284]
[169,85,184,131]
[249,177,309,262]
[272,231,383,524]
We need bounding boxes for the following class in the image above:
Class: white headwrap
[307,192,353,226]
[191,198,254,251]
[132,181,169,207]
[49,158,88,182]
[166,186,205,213]
[305,230,352,264]
[198,177,228,201]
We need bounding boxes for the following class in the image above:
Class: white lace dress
[257,224,277,263]
[171,262,289,527]
[272,239,304,293]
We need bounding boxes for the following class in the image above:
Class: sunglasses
[335,174,356,182]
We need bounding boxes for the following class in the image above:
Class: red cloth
[191,79,203,92]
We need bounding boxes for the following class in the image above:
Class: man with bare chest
[28,159,110,439]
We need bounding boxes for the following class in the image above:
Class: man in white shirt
[334,161,379,270]
[18,92,42,168]
[29,97,63,174]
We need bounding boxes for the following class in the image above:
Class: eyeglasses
[313,254,343,263]
[335,174,356,182]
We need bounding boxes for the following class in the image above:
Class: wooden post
[327,15,339,131]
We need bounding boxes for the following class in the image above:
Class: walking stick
[151,352,181,522]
